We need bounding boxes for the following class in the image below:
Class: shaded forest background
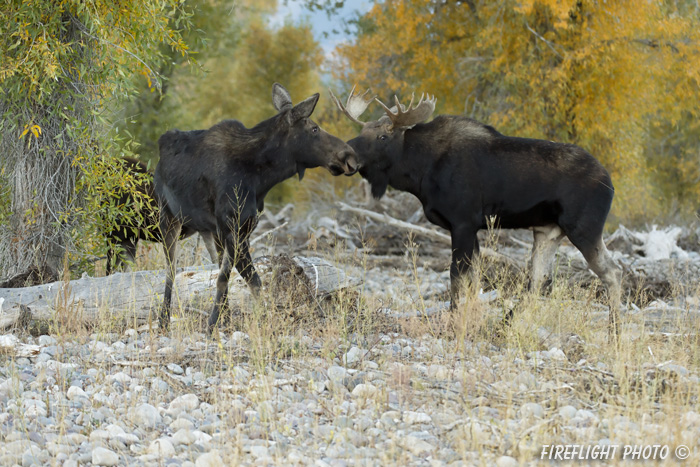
[1,0,699,279]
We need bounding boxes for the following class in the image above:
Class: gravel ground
[2,328,699,466]
[2,206,700,466]
[1,259,699,467]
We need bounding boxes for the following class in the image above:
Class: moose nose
[342,151,359,176]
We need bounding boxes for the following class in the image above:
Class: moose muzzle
[329,149,359,176]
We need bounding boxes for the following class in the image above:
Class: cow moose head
[272,83,358,179]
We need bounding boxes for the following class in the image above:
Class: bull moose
[105,157,218,275]
[155,83,357,331]
[330,87,622,338]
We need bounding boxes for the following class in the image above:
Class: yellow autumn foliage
[338,0,700,224]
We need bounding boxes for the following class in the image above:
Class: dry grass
[3,217,699,466]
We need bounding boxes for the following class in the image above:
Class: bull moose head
[329,86,436,197]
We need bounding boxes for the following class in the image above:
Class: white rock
[196,450,224,467]
[66,385,87,400]
[232,366,250,384]
[495,455,519,467]
[46,441,72,456]
[65,433,88,445]
[38,335,57,346]
[148,438,175,458]
[249,445,269,458]
[638,225,686,260]
[131,403,161,428]
[351,383,377,399]
[682,411,700,427]
[401,435,435,456]
[520,402,544,419]
[658,362,689,376]
[4,439,32,455]
[404,411,432,425]
[559,405,578,420]
[172,428,196,445]
[327,365,347,382]
[170,394,199,411]
[89,430,110,442]
[171,418,195,431]
[24,403,47,418]
[109,372,132,384]
[193,430,212,445]
[104,424,125,437]
[0,378,23,397]
[0,333,19,348]
[514,371,536,389]
[362,360,379,370]
[427,364,449,380]
[158,346,176,356]
[287,450,303,464]
[576,409,597,420]
[343,347,366,365]
[92,447,119,466]
[116,433,139,445]
[231,331,248,341]
[547,347,568,361]
[311,380,326,393]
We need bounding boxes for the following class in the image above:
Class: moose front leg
[449,226,479,309]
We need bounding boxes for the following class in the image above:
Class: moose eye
[311,126,319,133]
[378,134,387,141]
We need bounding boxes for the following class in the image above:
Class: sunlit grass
[3,209,699,465]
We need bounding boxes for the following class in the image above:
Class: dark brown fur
[155,83,357,331]
[347,113,622,338]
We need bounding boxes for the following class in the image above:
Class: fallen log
[337,202,525,270]
[0,255,357,330]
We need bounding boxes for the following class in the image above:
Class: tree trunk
[0,18,84,282]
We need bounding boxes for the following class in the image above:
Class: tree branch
[337,202,524,269]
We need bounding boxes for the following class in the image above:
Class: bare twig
[250,221,289,246]
[524,20,564,58]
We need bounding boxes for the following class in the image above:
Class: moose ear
[272,83,293,111]
[290,93,319,121]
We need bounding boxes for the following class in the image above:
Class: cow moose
[330,87,622,339]
[105,157,218,275]
[155,83,357,331]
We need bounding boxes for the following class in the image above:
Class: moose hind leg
[581,237,622,340]
[209,249,233,331]
[209,233,261,332]
[529,225,565,294]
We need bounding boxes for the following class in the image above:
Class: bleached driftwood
[0,333,41,357]
[0,256,356,330]
[338,202,525,269]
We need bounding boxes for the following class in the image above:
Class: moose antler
[375,93,437,129]
[329,85,376,126]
